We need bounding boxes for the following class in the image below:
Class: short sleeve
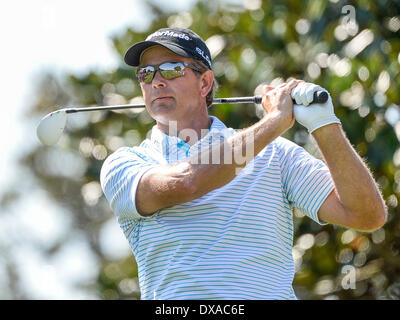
[100,147,157,222]
[276,137,335,225]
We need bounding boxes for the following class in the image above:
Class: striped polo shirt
[100,116,335,300]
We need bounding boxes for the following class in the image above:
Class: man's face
[138,45,205,126]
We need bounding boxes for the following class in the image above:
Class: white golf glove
[291,82,341,134]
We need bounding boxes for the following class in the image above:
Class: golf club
[36,91,328,146]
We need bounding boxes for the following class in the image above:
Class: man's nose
[152,70,167,88]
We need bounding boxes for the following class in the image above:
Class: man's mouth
[153,96,173,103]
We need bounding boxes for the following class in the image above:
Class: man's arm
[136,80,301,216]
[137,110,290,215]
[314,123,387,231]
[291,82,386,231]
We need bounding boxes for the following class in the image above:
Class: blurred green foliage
[20,0,400,299]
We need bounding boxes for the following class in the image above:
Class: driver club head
[36,109,67,146]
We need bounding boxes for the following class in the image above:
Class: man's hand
[261,79,304,133]
[291,82,341,133]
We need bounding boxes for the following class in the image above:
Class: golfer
[100,27,386,300]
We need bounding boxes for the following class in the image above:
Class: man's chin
[150,105,179,123]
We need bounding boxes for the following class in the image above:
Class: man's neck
[156,114,212,146]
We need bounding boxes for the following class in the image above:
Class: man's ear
[199,70,214,98]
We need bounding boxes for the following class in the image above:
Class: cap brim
[124,41,191,67]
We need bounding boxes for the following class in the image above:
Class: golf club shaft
[65,91,328,114]
[64,97,258,113]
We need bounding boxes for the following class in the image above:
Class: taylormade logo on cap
[124,27,213,69]
[146,31,191,41]
[146,29,212,69]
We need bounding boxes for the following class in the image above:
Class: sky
[0,0,152,186]
[0,0,200,299]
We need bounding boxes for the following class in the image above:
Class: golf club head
[36,109,67,146]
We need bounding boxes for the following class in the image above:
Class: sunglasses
[136,61,201,84]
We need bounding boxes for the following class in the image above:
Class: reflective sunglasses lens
[159,62,185,80]
[137,66,155,83]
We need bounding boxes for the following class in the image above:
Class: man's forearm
[187,111,289,198]
[312,123,387,229]
[138,111,290,215]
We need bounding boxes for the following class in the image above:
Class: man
[100,27,386,299]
